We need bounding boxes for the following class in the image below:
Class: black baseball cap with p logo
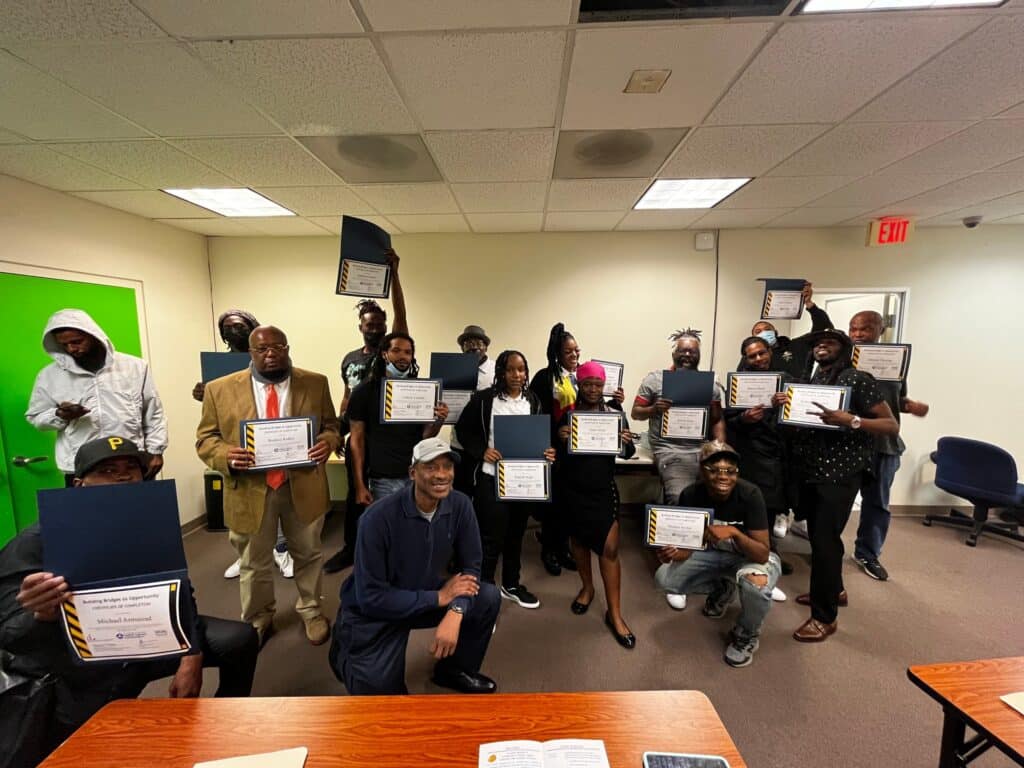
[73,436,145,478]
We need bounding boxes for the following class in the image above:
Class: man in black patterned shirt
[787,330,899,643]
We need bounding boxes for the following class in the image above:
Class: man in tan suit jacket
[197,326,341,646]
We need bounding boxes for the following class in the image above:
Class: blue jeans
[655,549,781,642]
[855,453,901,562]
[369,477,409,501]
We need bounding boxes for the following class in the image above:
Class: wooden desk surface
[41,690,746,768]
[908,656,1024,759]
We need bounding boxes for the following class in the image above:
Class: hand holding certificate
[496,459,551,501]
[569,412,623,455]
[759,278,807,320]
[380,379,441,423]
[592,359,624,397]
[660,407,708,439]
[645,505,712,550]
[336,215,392,298]
[779,384,851,430]
[852,343,912,381]
[242,417,316,470]
[725,372,782,409]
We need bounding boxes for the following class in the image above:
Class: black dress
[555,403,636,555]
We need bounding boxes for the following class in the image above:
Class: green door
[0,272,142,545]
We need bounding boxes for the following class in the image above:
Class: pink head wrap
[575,360,607,383]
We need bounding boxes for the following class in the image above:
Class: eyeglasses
[703,466,739,477]
[252,344,288,355]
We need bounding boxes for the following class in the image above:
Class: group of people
[1,251,928,762]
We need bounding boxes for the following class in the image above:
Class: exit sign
[868,217,913,247]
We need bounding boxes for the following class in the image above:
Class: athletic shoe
[665,593,687,610]
[773,513,790,539]
[790,519,809,540]
[223,558,241,579]
[274,549,294,579]
[770,586,787,602]
[500,584,541,609]
[855,556,889,581]
[724,636,760,668]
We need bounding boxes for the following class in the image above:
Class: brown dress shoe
[303,614,331,646]
[795,590,848,607]
[793,617,838,642]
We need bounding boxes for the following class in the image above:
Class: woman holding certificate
[555,361,636,649]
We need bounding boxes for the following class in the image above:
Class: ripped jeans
[655,548,781,642]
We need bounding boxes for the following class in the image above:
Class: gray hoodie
[25,309,168,473]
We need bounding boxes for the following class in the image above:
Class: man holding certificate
[654,442,779,668]
[196,326,341,647]
[744,282,834,379]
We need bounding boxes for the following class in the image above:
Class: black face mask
[363,330,385,349]
[222,327,251,352]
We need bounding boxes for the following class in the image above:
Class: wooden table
[40,690,746,768]
[908,656,1024,767]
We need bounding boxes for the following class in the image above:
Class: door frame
[814,286,911,342]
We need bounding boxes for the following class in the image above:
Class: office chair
[925,437,1024,547]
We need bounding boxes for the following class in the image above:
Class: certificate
[569,412,622,455]
[660,407,708,439]
[645,505,713,550]
[242,417,315,470]
[443,389,473,425]
[779,384,851,430]
[852,343,911,382]
[60,578,191,663]
[725,372,783,409]
[592,359,624,397]
[381,379,441,423]
[496,460,551,502]
[759,277,806,320]
[336,258,391,298]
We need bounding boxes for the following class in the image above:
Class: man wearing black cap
[654,441,779,668]
[0,437,258,766]
[452,324,495,496]
[744,282,834,379]
[329,438,499,695]
[787,329,899,643]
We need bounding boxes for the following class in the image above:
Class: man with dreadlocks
[787,329,898,643]
[632,328,726,611]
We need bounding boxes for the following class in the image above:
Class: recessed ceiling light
[635,178,751,209]
[799,0,1003,13]
[161,188,295,217]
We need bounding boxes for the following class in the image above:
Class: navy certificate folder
[200,351,251,383]
[493,415,550,459]
[429,352,479,390]
[662,370,715,406]
[341,215,391,264]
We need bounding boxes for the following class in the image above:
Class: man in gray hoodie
[25,309,168,484]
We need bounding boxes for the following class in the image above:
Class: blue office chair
[925,437,1024,547]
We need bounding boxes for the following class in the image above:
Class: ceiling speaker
[554,128,688,179]
[298,134,442,183]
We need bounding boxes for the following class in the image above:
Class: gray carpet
[151,510,1024,768]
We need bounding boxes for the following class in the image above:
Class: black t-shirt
[347,378,424,478]
[874,378,906,456]
[678,479,768,538]
[341,347,375,396]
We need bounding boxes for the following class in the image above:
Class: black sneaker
[855,556,889,581]
[323,547,354,574]
[500,584,541,609]
[541,551,562,576]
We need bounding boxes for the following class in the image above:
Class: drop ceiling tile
[13,43,278,137]
[307,215,400,235]
[858,205,952,221]
[424,130,554,182]
[133,0,363,38]
[450,182,547,212]
[0,0,166,42]
[361,0,572,31]
[0,144,141,191]
[254,186,374,216]
[852,18,1024,123]
[382,31,565,130]
[544,211,624,231]
[0,129,26,143]
[192,38,415,135]
[155,218,258,236]
[617,210,707,230]
[717,176,856,209]
[889,172,1024,211]
[707,16,984,125]
[919,193,1024,225]
[350,183,459,214]
[993,155,1024,173]
[466,212,544,232]
[690,208,791,228]
[562,24,772,130]
[386,214,470,232]
[768,122,970,177]
[990,214,1024,225]
[547,179,648,211]
[662,125,830,178]
[764,207,870,228]
[243,217,334,236]
[172,138,340,186]
[999,101,1024,118]
[882,120,1024,176]
[554,129,688,179]
[807,172,962,209]
[72,190,215,218]
[53,141,234,188]
[297,134,441,184]
[0,51,147,140]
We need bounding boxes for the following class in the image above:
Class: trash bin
[204,470,227,531]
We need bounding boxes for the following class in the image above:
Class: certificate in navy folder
[662,370,715,406]
[200,351,251,383]
[429,352,479,390]
[493,415,549,459]
[337,216,392,298]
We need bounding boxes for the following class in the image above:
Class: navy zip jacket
[339,485,483,622]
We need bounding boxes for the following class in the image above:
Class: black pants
[342,439,367,550]
[474,474,530,587]
[798,476,860,624]
[329,583,500,696]
[539,475,568,558]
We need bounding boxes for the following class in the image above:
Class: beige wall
[1,175,215,523]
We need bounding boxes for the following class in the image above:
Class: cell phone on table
[642,753,731,768]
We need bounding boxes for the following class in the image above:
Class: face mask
[386,361,410,378]
[757,330,777,346]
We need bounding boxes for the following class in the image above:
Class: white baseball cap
[411,437,460,465]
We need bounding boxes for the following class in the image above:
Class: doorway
[781,290,906,342]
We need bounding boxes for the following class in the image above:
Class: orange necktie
[265,384,287,490]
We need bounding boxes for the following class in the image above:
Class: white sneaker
[771,586,787,602]
[790,519,809,540]
[773,513,790,539]
[223,558,241,579]
[666,593,687,610]
[274,549,294,579]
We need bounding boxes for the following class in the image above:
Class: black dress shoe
[780,558,794,576]
[431,668,497,694]
[558,551,578,572]
[323,547,354,574]
[604,612,636,650]
[541,551,562,576]
[571,593,592,615]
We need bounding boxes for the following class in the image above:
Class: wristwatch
[849,415,862,430]
[448,603,466,614]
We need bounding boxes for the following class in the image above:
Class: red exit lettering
[868,217,912,247]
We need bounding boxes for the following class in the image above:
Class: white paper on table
[478,739,609,768]
[1001,691,1024,717]
[194,747,308,768]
